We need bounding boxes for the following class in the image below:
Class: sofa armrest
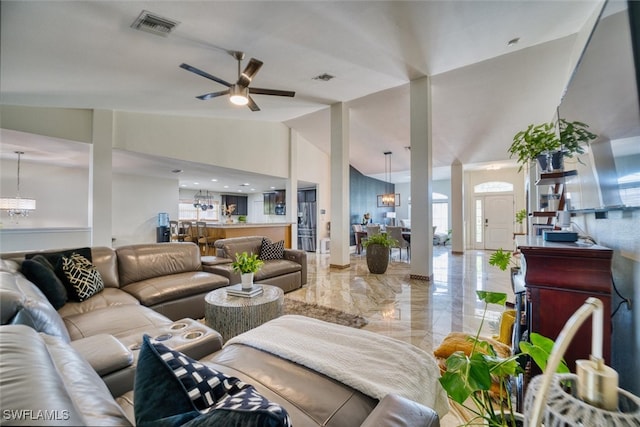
[70,334,133,376]
[283,249,307,285]
[360,394,440,427]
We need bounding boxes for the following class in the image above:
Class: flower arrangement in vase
[224,204,236,223]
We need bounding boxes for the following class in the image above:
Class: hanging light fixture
[378,151,398,207]
[0,151,36,219]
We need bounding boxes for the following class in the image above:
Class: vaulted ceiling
[0,1,601,189]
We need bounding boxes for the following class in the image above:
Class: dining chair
[386,226,410,260]
[169,221,180,242]
[352,224,364,254]
[181,221,193,242]
[195,221,209,255]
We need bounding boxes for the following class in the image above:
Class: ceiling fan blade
[196,89,230,100]
[179,63,232,87]
[249,87,295,97]
[237,58,264,87]
[247,96,261,112]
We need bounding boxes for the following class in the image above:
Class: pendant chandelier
[0,151,36,218]
[193,190,213,211]
[378,151,399,207]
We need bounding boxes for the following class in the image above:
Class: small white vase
[240,272,254,290]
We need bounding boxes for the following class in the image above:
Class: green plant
[438,291,569,426]
[362,233,397,248]
[509,122,559,171]
[488,249,518,271]
[509,120,598,171]
[515,210,527,225]
[558,119,597,159]
[231,252,263,274]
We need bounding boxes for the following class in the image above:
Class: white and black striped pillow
[259,238,284,260]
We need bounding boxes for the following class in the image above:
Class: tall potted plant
[515,209,527,234]
[363,233,397,274]
[231,251,264,290]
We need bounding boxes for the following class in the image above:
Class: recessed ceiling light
[507,37,520,47]
[211,178,218,182]
[223,185,229,189]
[193,182,199,185]
[270,186,276,189]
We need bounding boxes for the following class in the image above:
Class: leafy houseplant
[438,291,569,426]
[231,252,264,289]
[362,233,398,274]
[488,249,519,272]
[515,210,527,225]
[509,120,597,172]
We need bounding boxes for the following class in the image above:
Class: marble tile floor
[286,245,515,425]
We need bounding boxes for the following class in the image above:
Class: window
[432,192,448,234]
[179,201,220,221]
[474,181,513,193]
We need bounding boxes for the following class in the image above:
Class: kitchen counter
[203,222,293,247]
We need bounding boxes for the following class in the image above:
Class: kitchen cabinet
[221,195,247,216]
[264,190,285,215]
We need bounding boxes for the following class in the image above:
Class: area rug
[283,298,368,329]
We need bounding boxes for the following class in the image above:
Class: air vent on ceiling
[312,73,335,82]
[131,10,179,37]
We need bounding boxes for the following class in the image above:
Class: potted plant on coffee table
[232,251,264,290]
[362,233,397,274]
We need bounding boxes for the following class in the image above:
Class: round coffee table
[204,284,284,342]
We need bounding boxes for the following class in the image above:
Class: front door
[475,195,514,250]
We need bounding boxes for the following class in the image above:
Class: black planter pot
[536,154,549,172]
[550,150,564,171]
[366,244,390,274]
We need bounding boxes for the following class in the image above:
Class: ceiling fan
[180,51,295,111]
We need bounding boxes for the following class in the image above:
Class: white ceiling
[0,1,602,191]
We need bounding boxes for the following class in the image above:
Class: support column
[90,110,113,247]
[451,160,464,254]
[329,103,350,268]
[410,77,433,280]
[287,128,299,249]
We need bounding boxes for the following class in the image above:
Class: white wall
[0,159,89,229]
[296,133,331,239]
[111,173,179,247]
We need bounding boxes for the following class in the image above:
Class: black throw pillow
[21,257,68,309]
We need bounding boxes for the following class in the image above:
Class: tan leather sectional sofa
[0,241,441,426]
[204,236,307,293]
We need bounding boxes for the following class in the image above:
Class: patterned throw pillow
[61,253,104,302]
[134,335,291,427]
[259,238,284,261]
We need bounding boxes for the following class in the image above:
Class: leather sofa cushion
[256,259,301,280]
[121,271,228,307]
[0,272,71,342]
[202,344,377,427]
[116,243,202,287]
[215,236,263,258]
[63,304,171,341]
[0,325,132,426]
[57,288,140,318]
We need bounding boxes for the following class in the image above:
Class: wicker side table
[204,284,284,342]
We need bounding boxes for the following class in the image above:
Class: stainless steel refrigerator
[297,201,317,252]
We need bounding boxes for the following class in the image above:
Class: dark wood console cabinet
[516,236,613,372]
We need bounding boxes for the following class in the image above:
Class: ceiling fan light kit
[229,85,249,106]
[180,50,295,111]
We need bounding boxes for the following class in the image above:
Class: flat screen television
[558,0,640,210]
